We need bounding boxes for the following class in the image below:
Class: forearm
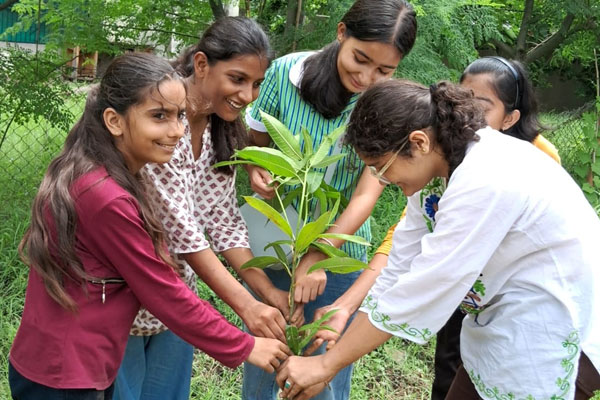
[319,170,384,249]
[221,247,279,303]
[182,249,255,317]
[248,128,271,147]
[322,311,392,373]
[333,253,387,313]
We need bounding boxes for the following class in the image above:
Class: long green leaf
[307,257,369,274]
[212,159,258,169]
[240,256,283,270]
[295,211,331,253]
[326,124,346,143]
[313,187,328,216]
[235,147,299,177]
[286,325,302,355]
[301,127,314,157]
[311,137,333,167]
[311,153,346,169]
[243,196,293,237]
[260,110,302,160]
[310,242,348,258]
[305,171,324,194]
[319,233,371,246]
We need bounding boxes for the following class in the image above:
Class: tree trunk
[239,0,250,17]
[525,13,575,63]
[209,0,227,19]
[284,0,299,39]
[515,0,534,59]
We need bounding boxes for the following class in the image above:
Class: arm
[221,247,290,320]
[294,168,385,303]
[183,246,286,343]
[305,198,424,354]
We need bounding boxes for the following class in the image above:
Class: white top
[131,120,250,335]
[360,127,600,399]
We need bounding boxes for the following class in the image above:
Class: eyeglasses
[368,139,409,185]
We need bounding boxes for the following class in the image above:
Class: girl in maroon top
[9,52,290,400]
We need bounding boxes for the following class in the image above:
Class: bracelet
[317,237,335,247]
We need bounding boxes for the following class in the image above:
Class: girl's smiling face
[107,79,187,173]
[336,23,402,93]
[191,53,269,121]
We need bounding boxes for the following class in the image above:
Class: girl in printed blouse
[114,18,290,400]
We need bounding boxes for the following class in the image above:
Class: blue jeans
[9,362,114,399]
[242,267,363,400]
[113,330,194,400]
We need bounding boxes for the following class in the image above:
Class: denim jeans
[9,362,114,400]
[113,330,194,400]
[242,266,363,400]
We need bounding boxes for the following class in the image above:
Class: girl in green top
[242,0,417,399]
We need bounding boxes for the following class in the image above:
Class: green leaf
[297,309,340,350]
[286,325,302,355]
[240,256,283,270]
[301,127,314,157]
[295,211,332,253]
[319,233,371,246]
[281,188,302,210]
[313,187,328,216]
[310,242,348,258]
[268,243,290,266]
[235,147,299,177]
[328,196,341,224]
[326,125,346,144]
[311,153,346,169]
[311,138,334,167]
[260,110,302,160]
[243,196,294,238]
[212,159,258,169]
[305,171,324,194]
[308,257,369,274]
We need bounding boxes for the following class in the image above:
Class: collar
[289,52,316,88]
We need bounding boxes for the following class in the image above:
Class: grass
[0,107,593,398]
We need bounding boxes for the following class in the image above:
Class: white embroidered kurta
[360,127,600,399]
[131,121,250,335]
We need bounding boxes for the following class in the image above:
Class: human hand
[247,165,276,199]
[243,300,287,343]
[303,304,351,355]
[263,287,291,321]
[276,355,335,399]
[247,336,291,373]
[293,252,328,303]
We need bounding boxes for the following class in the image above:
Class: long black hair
[173,16,273,173]
[460,57,542,142]
[346,79,486,176]
[300,0,417,119]
[20,53,181,311]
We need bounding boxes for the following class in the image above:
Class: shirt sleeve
[375,205,408,255]
[204,170,250,252]
[142,154,211,254]
[245,60,281,132]
[88,196,254,368]
[532,134,561,164]
[361,173,525,344]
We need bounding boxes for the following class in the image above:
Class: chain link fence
[542,103,596,178]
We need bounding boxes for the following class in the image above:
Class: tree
[489,0,599,67]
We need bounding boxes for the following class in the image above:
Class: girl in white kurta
[276,79,600,400]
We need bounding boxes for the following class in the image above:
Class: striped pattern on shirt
[246,51,369,259]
